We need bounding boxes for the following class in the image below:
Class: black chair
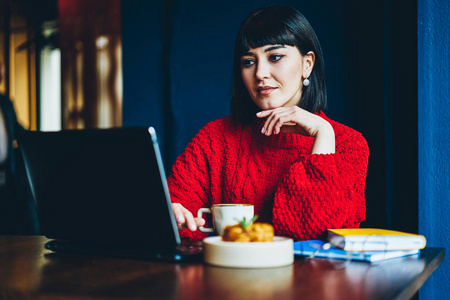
[0,95,40,235]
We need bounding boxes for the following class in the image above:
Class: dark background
[121,0,418,233]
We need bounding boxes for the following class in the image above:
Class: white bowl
[203,236,294,268]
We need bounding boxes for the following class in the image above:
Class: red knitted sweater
[167,112,369,241]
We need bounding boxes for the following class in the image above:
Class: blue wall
[418,0,450,299]
[121,0,167,152]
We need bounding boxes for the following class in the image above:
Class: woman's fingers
[257,106,324,136]
[258,109,278,135]
[258,108,295,136]
[172,203,185,224]
[257,107,335,154]
[256,110,272,118]
[195,217,206,227]
[171,203,204,231]
[272,111,294,135]
[183,209,198,231]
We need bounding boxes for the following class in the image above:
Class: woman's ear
[302,51,315,79]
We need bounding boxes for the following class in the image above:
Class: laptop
[18,127,202,261]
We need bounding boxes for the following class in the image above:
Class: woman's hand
[256,106,335,154]
[171,203,206,231]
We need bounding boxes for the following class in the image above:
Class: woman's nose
[255,61,270,80]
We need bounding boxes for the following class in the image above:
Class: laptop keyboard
[177,244,203,255]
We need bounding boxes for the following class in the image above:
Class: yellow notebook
[327,228,427,251]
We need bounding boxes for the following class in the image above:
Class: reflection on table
[0,236,444,300]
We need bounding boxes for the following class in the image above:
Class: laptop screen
[18,127,180,250]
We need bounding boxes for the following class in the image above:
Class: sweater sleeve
[272,128,369,241]
[167,126,213,240]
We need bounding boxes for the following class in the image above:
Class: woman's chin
[255,103,283,111]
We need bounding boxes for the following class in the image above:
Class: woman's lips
[256,86,277,95]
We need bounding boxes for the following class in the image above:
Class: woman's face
[240,44,314,110]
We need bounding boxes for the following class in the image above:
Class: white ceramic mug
[197,204,254,236]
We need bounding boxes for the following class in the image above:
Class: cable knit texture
[167,112,369,241]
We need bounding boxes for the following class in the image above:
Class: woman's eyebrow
[241,51,254,57]
[264,45,286,52]
[241,45,286,57]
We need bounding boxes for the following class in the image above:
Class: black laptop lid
[18,127,180,250]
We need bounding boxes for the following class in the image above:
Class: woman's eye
[269,54,285,62]
[241,59,254,67]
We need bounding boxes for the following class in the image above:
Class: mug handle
[197,208,214,232]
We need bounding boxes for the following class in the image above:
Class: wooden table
[0,236,444,300]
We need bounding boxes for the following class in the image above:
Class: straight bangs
[236,19,296,55]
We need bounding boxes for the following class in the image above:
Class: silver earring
[303,78,310,87]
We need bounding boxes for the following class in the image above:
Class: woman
[168,5,369,241]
